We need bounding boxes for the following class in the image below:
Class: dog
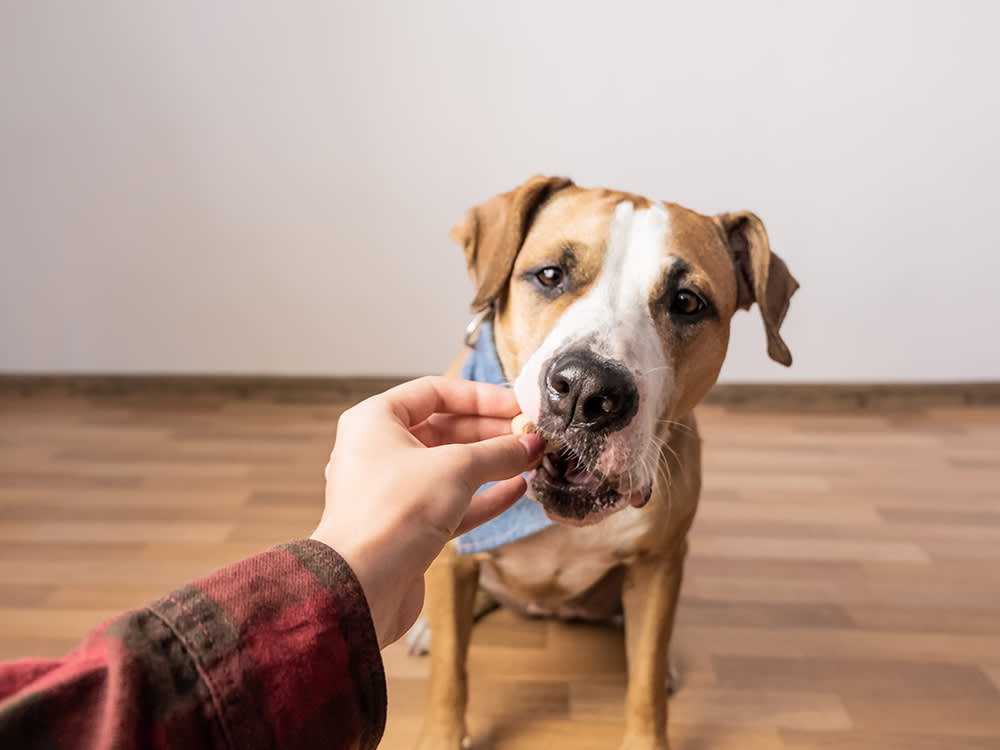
[412,176,798,750]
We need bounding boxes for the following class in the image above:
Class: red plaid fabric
[0,540,386,749]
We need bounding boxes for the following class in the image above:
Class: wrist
[310,529,389,647]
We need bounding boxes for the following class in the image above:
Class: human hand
[311,376,544,648]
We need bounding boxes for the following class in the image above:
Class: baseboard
[3,374,999,410]
[704,382,1000,410]
[0,374,413,404]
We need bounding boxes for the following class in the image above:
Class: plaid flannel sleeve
[0,539,387,750]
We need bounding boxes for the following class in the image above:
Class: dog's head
[452,176,798,526]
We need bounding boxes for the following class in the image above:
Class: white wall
[2,1,998,382]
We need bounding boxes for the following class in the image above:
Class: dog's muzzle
[530,351,645,524]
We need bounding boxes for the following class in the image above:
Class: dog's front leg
[619,544,687,750]
[416,544,480,750]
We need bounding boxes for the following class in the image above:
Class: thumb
[452,432,545,489]
[453,476,527,537]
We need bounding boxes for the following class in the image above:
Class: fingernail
[517,433,545,460]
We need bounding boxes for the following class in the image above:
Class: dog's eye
[671,290,706,316]
[535,267,564,288]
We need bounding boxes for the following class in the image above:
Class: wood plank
[712,655,998,699]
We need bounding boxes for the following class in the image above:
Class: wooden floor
[2,393,999,749]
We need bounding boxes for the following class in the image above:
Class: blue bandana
[454,319,553,554]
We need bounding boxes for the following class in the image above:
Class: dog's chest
[476,507,653,620]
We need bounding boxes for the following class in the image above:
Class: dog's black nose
[543,351,638,432]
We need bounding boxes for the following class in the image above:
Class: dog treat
[511,413,564,452]
[511,413,535,436]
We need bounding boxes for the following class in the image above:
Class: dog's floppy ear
[450,175,574,312]
[718,211,799,366]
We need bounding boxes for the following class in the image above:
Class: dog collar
[454,317,553,554]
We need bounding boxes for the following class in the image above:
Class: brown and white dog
[414,176,798,750]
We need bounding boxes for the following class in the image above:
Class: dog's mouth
[529,437,651,525]
[539,446,601,488]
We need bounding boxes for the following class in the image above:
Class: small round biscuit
[511,413,535,436]
[512,413,565,453]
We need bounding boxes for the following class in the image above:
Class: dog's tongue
[564,454,599,487]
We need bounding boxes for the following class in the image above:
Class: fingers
[378,376,520,428]
[445,433,545,491]
[409,413,515,447]
[452,476,527,537]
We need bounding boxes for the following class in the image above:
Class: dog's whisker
[646,441,676,525]
[655,418,695,435]
[638,365,673,380]
[660,440,683,482]
[652,435,684,517]
[636,448,674,526]
[648,433,680,491]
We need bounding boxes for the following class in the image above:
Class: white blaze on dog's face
[454,178,797,526]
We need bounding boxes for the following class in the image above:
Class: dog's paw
[405,616,431,657]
